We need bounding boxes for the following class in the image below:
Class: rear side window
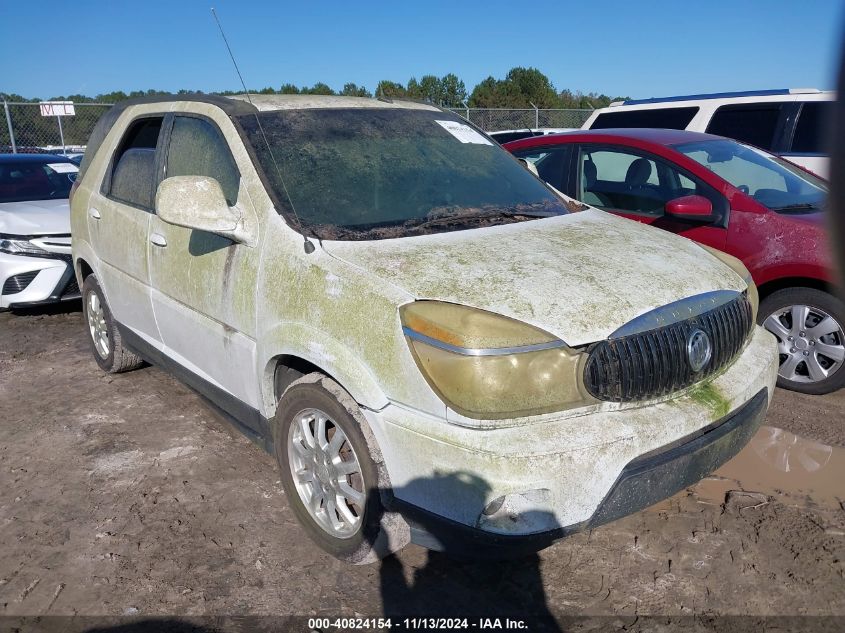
[106,117,164,210]
[790,102,832,154]
[590,107,699,130]
[165,116,240,206]
[706,104,783,151]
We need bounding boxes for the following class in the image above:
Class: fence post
[530,102,539,128]
[3,100,17,153]
[56,115,66,153]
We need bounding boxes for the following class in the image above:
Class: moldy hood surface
[323,209,746,347]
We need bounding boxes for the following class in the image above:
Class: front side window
[0,161,78,203]
[236,108,570,240]
[706,104,784,151]
[576,146,711,216]
[674,139,827,212]
[791,102,832,154]
[165,116,240,206]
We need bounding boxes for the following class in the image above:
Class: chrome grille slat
[584,294,753,402]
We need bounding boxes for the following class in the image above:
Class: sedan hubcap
[287,408,365,538]
[86,291,110,359]
[763,304,845,383]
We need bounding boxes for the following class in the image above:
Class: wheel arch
[259,324,391,418]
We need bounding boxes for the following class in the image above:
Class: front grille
[2,271,39,295]
[584,294,753,402]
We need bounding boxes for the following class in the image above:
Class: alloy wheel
[287,407,366,538]
[763,304,845,383]
[86,291,110,359]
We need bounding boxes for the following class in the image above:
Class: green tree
[440,73,467,107]
[375,80,407,98]
[279,83,300,94]
[302,82,334,95]
[340,83,372,97]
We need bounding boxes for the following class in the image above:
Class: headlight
[698,245,759,322]
[0,237,49,257]
[400,301,592,420]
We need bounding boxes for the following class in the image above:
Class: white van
[582,89,833,177]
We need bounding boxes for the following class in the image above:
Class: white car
[582,89,833,177]
[0,154,79,309]
[488,128,574,144]
[71,94,778,562]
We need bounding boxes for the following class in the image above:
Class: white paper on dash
[435,120,493,146]
[47,163,79,174]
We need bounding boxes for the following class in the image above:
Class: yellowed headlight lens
[401,302,591,419]
[699,245,759,322]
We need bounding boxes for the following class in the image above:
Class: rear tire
[274,373,409,563]
[82,275,144,374]
[759,287,845,395]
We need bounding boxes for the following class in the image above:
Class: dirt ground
[0,304,843,629]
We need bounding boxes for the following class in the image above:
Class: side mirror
[155,176,251,244]
[664,195,714,222]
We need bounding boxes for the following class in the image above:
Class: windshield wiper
[771,203,822,212]
[405,205,558,231]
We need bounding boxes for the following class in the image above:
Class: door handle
[88,208,101,220]
[150,233,167,247]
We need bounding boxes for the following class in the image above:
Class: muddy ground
[0,304,843,630]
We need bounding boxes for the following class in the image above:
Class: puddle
[693,426,845,510]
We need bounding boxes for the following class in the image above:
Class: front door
[147,114,262,415]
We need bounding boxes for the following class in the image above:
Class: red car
[505,128,842,394]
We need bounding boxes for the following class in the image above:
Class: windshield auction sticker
[47,163,79,173]
[435,120,494,145]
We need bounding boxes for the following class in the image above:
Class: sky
[1,0,843,101]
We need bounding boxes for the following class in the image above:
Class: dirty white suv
[71,94,778,562]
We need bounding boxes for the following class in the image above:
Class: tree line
[2,67,626,110]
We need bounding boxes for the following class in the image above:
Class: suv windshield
[673,139,827,213]
[236,108,572,240]
[0,160,78,203]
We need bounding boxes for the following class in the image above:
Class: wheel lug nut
[790,348,796,353]
[799,331,805,337]
[787,336,793,341]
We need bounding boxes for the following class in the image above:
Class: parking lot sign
[39,101,76,117]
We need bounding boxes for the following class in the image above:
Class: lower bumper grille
[585,293,753,402]
[2,271,39,295]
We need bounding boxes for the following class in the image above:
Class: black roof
[0,153,76,164]
[77,93,257,180]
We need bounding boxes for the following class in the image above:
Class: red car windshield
[673,139,827,213]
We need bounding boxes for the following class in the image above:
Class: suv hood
[0,199,71,236]
[323,209,745,346]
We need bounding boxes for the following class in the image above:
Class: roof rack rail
[615,88,824,107]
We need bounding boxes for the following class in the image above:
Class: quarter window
[590,107,699,130]
[107,117,164,210]
[165,116,240,206]
[510,145,571,192]
[706,104,784,151]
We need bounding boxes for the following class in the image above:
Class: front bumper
[363,325,779,553]
[395,387,768,556]
[0,252,78,309]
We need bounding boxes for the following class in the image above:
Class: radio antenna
[211,7,315,253]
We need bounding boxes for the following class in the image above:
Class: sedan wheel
[760,288,845,394]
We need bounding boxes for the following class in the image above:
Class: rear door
[86,116,164,343]
[573,143,729,250]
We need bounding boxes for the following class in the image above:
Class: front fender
[258,321,391,416]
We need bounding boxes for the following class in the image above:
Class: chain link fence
[1,101,592,154]
[446,108,592,131]
[1,102,114,153]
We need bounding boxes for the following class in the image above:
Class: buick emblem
[687,328,712,373]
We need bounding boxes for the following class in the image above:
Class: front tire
[82,275,144,374]
[759,287,845,394]
[274,374,409,563]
